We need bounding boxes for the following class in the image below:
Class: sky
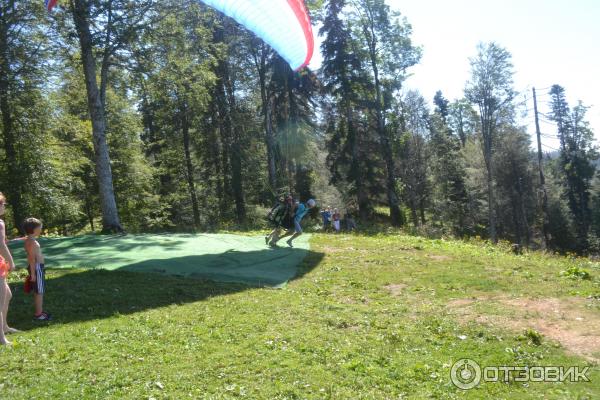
[310,0,600,149]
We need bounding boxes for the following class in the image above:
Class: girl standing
[332,208,341,233]
[0,193,18,345]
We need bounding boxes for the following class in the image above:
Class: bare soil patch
[447,296,600,362]
[384,283,408,296]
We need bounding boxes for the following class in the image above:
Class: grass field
[1,233,599,399]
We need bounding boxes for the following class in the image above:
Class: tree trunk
[206,103,223,227]
[361,8,404,227]
[72,0,122,233]
[511,193,521,245]
[230,138,246,224]
[181,110,200,228]
[223,70,246,224]
[265,104,277,191]
[480,110,497,243]
[287,159,296,192]
[348,103,370,220]
[217,92,232,218]
[516,176,530,247]
[485,157,497,243]
[369,48,402,226]
[378,105,403,226]
[255,48,277,193]
[84,196,95,232]
[410,200,419,227]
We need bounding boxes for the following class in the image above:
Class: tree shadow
[7,248,324,332]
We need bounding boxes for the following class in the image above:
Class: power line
[542,143,559,151]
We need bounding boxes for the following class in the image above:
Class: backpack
[267,202,289,226]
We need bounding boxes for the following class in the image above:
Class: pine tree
[320,0,372,219]
[396,90,430,227]
[549,85,597,251]
[494,126,536,246]
[430,92,469,235]
[351,0,421,226]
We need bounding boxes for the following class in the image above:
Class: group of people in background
[0,192,51,346]
[320,207,357,233]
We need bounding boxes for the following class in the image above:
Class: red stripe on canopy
[286,0,314,70]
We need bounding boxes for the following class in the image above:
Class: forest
[1,0,598,253]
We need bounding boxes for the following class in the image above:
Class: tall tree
[430,93,469,235]
[68,0,154,232]
[396,90,430,227]
[494,126,536,246]
[465,42,515,243]
[352,0,421,226]
[548,85,597,251]
[320,0,372,219]
[211,19,247,223]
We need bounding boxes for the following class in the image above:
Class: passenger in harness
[265,194,295,246]
[269,198,316,248]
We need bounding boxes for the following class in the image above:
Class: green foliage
[429,110,469,236]
[465,42,516,242]
[0,0,598,257]
[559,266,592,280]
[493,126,538,245]
[549,85,598,252]
[0,0,54,231]
[46,63,159,233]
[516,329,543,346]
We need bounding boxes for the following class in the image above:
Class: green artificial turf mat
[8,233,311,287]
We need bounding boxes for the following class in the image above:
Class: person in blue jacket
[270,199,316,248]
[320,206,331,231]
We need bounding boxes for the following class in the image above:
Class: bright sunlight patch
[9,233,310,287]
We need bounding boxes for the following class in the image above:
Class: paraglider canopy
[47,0,315,71]
[200,0,315,70]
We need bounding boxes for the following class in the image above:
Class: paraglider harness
[267,195,295,230]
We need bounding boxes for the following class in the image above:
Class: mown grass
[1,233,599,399]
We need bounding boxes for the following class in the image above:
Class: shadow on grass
[7,248,324,332]
[8,234,192,267]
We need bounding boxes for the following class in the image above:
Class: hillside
[1,233,598,399]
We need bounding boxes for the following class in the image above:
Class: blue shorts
[29,263,46,295]
[294,219,302,233]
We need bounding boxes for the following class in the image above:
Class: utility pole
[533,87,549,248]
